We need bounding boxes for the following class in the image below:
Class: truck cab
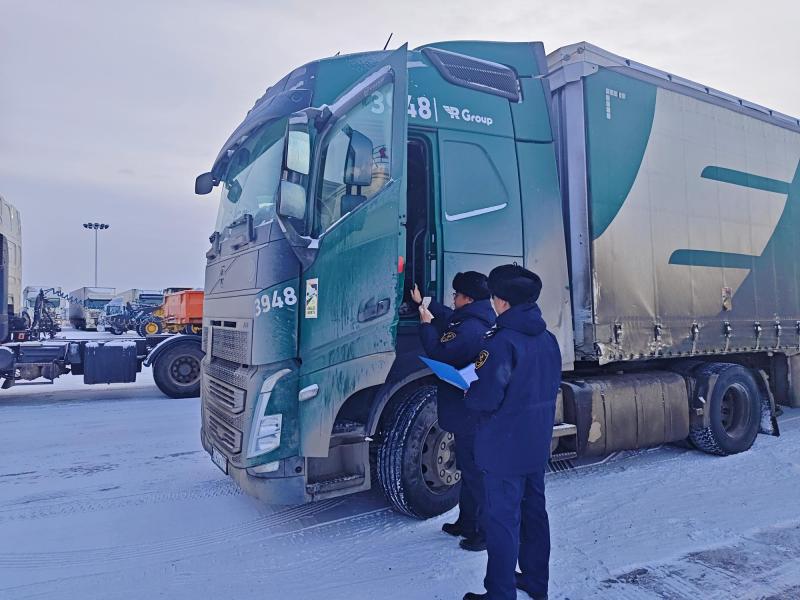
[197,42,575,516]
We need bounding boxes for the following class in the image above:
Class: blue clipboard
[419,356,478,391]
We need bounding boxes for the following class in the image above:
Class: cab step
[306,473,366,498]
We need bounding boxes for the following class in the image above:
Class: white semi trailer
[68,287,115,330]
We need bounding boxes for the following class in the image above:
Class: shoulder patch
[475,350,490,369]
[440,331,457,343]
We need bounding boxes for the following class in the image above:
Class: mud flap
[755,369,780,437]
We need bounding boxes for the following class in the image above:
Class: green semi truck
[196,41,800,518]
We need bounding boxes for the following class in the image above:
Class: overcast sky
[1,0,798,294]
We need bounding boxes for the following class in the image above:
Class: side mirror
[195,172,215,195]
[286,130,310,175]
[278,181,307,220]
[344,129,373,187]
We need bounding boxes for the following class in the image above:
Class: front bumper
[201,429,306,505]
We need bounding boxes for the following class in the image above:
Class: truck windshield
[214,119,286,234]
[85,299,109,309]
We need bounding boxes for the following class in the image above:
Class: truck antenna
[383,32,393,51]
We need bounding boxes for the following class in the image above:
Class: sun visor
[208,88,314,181]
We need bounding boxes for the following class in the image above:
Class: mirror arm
[206,231,221,259]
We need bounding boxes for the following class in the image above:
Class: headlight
[254,414,282,453]
[247,368,291,458]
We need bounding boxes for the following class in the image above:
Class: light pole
[82,222,110,286]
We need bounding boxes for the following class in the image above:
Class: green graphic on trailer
[670,160,800,317]
[584,70,657,240]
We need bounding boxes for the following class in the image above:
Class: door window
[314,82,394,234]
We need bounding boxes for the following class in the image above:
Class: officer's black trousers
[453,433,482,535]
[481,469,549,599]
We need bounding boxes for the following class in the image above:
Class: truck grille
[206,411,242,454]
[205,377,246,414]
[211,327,249,364]
[206,357,251,389]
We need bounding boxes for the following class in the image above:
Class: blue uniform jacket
[464,303,562,475]
[419,299,495,435]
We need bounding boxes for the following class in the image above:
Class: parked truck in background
[68,287,115,330]
[0,195,23,338]
[23,286,64,328]
[195,41,799,518]
[161,289,203,335]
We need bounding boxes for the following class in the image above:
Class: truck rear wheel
[689,364,761,456]
[152,342,203,398]
[377,385,460,519]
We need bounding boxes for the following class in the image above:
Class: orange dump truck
[162,290,204,334]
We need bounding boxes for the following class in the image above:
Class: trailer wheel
[184,324,201,335]
[152,342,203,398]
[142,317,163,336]
[377,385,460,519]
[689,364,761,456]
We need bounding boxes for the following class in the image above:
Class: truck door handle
[358,297,391,323]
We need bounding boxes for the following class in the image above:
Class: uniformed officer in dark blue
[414,271,495,551]
[462,264,561,600]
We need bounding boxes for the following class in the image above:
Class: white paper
[459,363,478,386]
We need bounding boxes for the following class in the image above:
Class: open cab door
[276,46,408,438]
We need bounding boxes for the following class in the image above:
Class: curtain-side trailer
[195,40,799,517]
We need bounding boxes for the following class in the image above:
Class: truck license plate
[211,447,228,474]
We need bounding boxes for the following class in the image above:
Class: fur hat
[452,271,490,301]
[488,264,542,305]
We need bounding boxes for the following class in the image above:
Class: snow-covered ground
[1,361,799,599]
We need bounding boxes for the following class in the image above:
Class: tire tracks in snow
[596,521,800,600]
[0,478,243,524]
[0,498,345,568]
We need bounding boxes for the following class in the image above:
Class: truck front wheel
[377,385,460,519]
[152,342,203,398]
[689,364,761,456]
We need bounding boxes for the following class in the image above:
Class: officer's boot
[441,520,471,537]
[515,571,548,600]
[458,530,487,552]
[462,593,488,600]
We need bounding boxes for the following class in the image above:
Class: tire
[152,342,203,398]
[183,324,201,335]
[141,317,163,336]
[377,385,461,519]
[689,363,762,456]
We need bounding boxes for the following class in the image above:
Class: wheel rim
[169,354,200,385]
[145,322,159,335]
[720,383,751,436]
[419,422,459,494]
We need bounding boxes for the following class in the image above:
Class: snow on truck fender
[143,334,203,368]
